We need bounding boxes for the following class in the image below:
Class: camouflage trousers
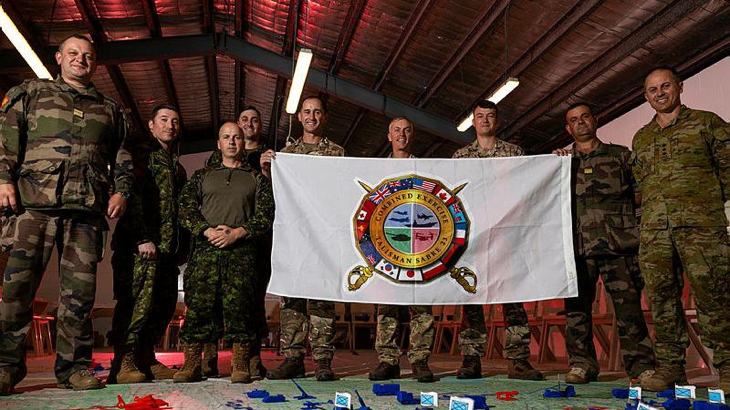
[459,303,531,359]
[109,249,179,349]
[375,305,434,365]
[639,227,730,368]
[0,210,104,384]
[565,256,655,377]
[180,240,259,344]
[279,297,335,361]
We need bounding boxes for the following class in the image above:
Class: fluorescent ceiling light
[285,48,313,114]
[457,77,520,132]
[0,5,52,80]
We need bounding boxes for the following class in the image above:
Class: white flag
[268,153,577,304]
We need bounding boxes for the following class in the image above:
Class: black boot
[456,355,482,379]
[368,362,400,381]
[266,356,305,379]
[411,361,435,383]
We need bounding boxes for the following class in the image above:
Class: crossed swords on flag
[347,180,477,294]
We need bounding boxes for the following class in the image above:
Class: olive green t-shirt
[200,166,259,227]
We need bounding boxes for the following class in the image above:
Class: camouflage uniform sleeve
[112,108,134,196]
[0,85,28,185]
[708,113,730,201]
[629,131,644,194]
[178,169,211,237]
[240,172,274,238]
[128,157,153,245]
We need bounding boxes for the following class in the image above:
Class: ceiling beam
[421,141,444,158]
[327,0,367,74]
[233,0,245,118]
[342,0,433,150]
[73,0,146,134]
[267,0,300,146]
[203,0,219,131]
[140,0,181,117]
[414,0,512,107]
[500,0,709,141]
[457,0,604,124]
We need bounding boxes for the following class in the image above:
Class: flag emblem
[349,175,475,292]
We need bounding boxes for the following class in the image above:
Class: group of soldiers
[0,33,728,396]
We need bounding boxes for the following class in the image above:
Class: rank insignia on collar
[348,174,477,293]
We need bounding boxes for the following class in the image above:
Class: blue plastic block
[693,401,730,410]
[247,389,270,398]
[661,398,691,409]
[464,395,489,409]
[543,385,576,398]
[657,389,676,399]
[262,394,286,403]
[372,383,401,396]
[397,391,419,405]
[614,389,631,399]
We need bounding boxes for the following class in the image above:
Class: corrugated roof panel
[119,61,169,122]
[296,0,350,71]
[158,0,204,36]
[216,54,236,123]
[168,56,212,130]
[244,66,279,139]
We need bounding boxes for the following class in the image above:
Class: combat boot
[411,361,435,383]
[116,349,147,384]
[58,370,102,390]
[640,364,687,391]
[267,356,305,379]
[231,343,252,384]
[141,345,176,380]
[368,362,400,381]
[0,370,13,396]
[564,366,597,384]
[718,362,730,393]
[315,358,335,381]
[508,358,544,380]
[202,342,219,378]
[173,343,203,383]
[456,355,482,379]
[249,341,266,380]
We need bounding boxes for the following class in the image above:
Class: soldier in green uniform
[553,103,656,384]
[630,67,730,392]
[368,117,435,383]
[174,122,273,384]
[261,96,345,381]
[202,106,270,379]
[451,100,543,381]
[108,104,188,384]
[0,35,133,394]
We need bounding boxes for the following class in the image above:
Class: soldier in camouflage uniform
[174,122,274,384]
[630,67,730,392]
[553,103,656,384]
[108,104,188,384]
[451,100,543,381]
[261,96,344,381]
[203,106,269,379]
[368,117,435,383]
[0,35,133,394]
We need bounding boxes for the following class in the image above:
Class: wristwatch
[116,191,131,199]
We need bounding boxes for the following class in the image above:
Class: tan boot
[231,342,252,384]
[202,342,219,378]
[58,370,102,390]
[173,343,203,383]
[141,345,175,380]
[640,364,687,391]
[508,359,544,380]
[116,350,147,384]
[564,366,597,384]
[249,340,266,380]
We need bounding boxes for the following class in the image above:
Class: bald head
[217,122,245,161]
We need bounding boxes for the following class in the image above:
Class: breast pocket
[17,159,64,207]
[605,213,640,254]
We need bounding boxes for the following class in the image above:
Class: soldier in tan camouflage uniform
[0,35,134,394]
[108,104,188,384]
[630,67,730,392]
[451,100,543,381]
[553,103,655,384]
[261,96,344,381]
[368,117,435,383]
[202,106,270,380]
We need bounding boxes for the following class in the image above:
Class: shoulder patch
[1,85,26,113]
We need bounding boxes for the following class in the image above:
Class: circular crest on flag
[351,175,471,287]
